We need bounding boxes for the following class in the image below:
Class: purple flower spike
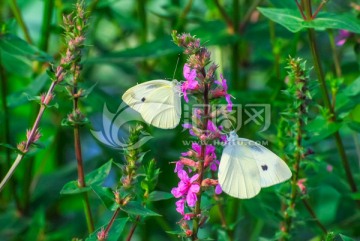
[181,64,199,102]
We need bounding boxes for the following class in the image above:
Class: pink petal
[190,174,199,183]
[186,192,197,207]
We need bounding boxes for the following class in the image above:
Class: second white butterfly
[218,131,292,199]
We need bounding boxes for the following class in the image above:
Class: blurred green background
[0,0,360,240]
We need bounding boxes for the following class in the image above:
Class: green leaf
[343,76,360,97]
[147,191,173,202]
[1,50,32,76]
[0,34,53,62]
[7,73,49,108]
[24,209,46,240]
[304,116,342,144]
[258,8,360,33]
[333,234,356,241]
[190,21,240,46]
[121,201,161,217]
[347,121,360,133]
[313,185,341,225]
[60,160,112,195]
[336,76,360,116]
[86,36,182,63]
[349,192,360,200]
[91,186,119,211]
[268,0,297,8]
[0,143,24,154]
[86,218,128,241]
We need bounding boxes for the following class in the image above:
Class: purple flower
[336,30,352,46]
[191,143,216,158]
[215,74,228,91]
[181,64,199,102]
[215,75,232,111]
[207,120,217,133]
[225,94,232,111]
[210,160,220,171]
[175,198,185,215]
[215,184,222,195]
[174,161,184,173]
[171,170,200,208]
[182,123,196,136]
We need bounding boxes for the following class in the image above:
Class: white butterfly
[218,131,292,199]
[122,79,181,129]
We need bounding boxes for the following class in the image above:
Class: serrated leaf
[60,160,112,195]
[91,186,119,211]
[121,201,161,217]
[147,191,173,201]
[86,218,128,241]
[258,8,360,33]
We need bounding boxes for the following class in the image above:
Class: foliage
[0,0,360,240]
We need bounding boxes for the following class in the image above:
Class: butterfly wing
[218,142,261,199]
[122,80,181,129]
[237,138,292,188]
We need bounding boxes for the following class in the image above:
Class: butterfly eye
[141,97,146,102]
[261,165,268,171]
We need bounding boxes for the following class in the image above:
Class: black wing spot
[141,97,146,102]
[261,165,268,171]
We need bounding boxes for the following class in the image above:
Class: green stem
[306,23,358,195]
[269,20,280,80]
[175,0,193,31]
[214,0,233,31]
[9,0,32,44]
[302,199,327,234]
[328,30,342,78]
[231,0,240,90]
[88,0,99,15]
[39,0,54,51]
[137,0,147,44]
[239,0,263,31]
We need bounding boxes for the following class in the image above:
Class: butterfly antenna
[172,54,181,80]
